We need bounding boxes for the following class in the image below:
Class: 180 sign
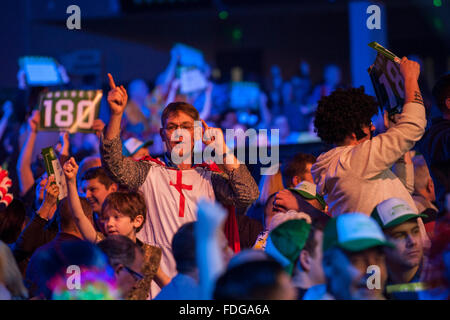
[39,90,102,133]
[369,53,405,116]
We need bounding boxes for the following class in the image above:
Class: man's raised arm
[105,73,127,141]
[101,73,151,190]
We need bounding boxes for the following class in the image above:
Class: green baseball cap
[290,181,326,210]
[371,198,427,229]
[323,213,395,253]
[265,219,311,275]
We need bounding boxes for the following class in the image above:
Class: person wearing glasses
[99,74,259,298]
[311,58,427,218]
[98,235,147,300]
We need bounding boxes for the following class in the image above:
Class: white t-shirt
[136,160,216,297]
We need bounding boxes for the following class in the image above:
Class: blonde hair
[0,241,28,299]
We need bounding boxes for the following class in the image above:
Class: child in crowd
[63,157,170,299]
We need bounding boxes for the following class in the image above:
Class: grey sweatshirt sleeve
[348,102,426,179]
[391,156,415,194]
[100,132,152,190]
[211,164,260,209]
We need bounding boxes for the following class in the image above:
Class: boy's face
[384,220,423,270]
[100,206,143,239]
[81,178,116,213]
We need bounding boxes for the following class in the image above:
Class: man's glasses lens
[165,124,194,132]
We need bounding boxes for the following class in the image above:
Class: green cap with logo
[290,181,327,210]
[323,213,395,252]
[371,198,426,229]
[265,218,311,275]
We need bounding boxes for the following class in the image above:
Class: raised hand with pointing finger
[200,119,228,156]
[200,119,221,146]
[105,73,129,140]
[107,73,128,115]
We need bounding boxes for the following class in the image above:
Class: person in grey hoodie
[311,57,426,217]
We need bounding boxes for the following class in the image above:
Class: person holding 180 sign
[311,57,427,219]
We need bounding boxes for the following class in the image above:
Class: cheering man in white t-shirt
[100,74,259,297]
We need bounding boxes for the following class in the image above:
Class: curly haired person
[311,57,426,217]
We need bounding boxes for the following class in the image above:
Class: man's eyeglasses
[164,123,195,133]
[123,265,144,281]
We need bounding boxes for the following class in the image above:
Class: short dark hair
[213,260,287,300]
[161,102,199,127]
[81,167,115,189]
[432,74,450,113]
[282,153,316,188]
[172,222,196,274]
[101,191,147,232]
[77,156,101,186]
[97,235,142,268]
[57,197,93,233]
[27,240,111,299]
[314,87,378,145]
